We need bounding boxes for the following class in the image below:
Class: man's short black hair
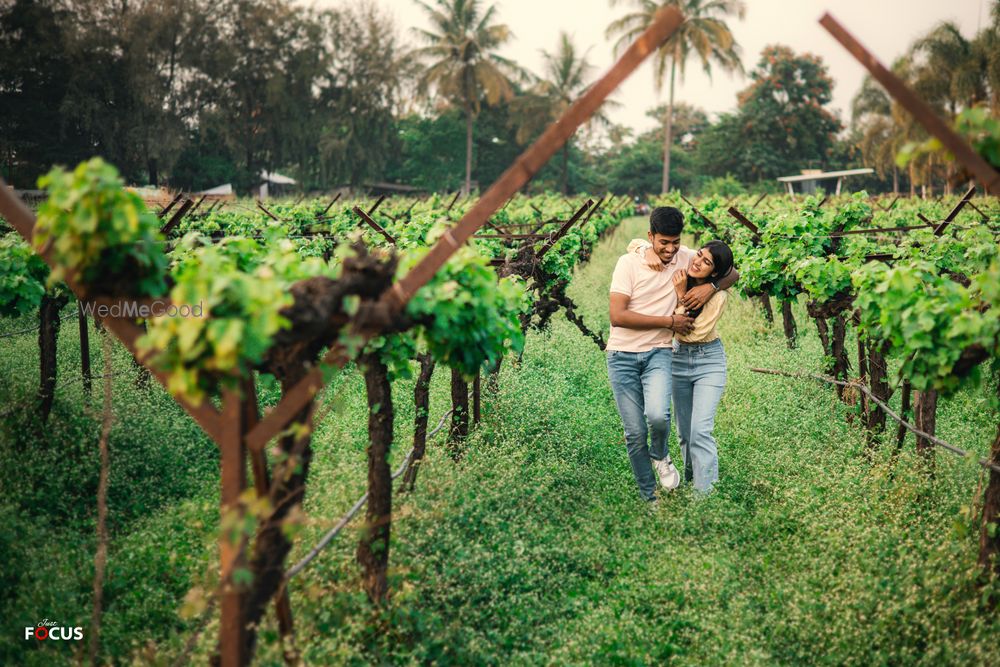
[649,206,684,236]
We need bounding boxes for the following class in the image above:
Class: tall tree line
[0,0,405,191]
[4,0,994,196]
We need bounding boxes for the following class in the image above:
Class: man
[606,206,738,503]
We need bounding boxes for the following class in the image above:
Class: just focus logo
[24,619,83,641]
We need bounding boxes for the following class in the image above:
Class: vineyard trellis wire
[285,408,454,580]
[751,368,1000,474]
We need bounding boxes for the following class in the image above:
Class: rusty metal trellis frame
[726,206,761,243]
[244,5,686,453]
[933,185,976,236]
[820,13,1000,195]
[535,199,593,259]
[352,206,396,244]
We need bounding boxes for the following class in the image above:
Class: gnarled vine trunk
[855,337,869,415]
[895,381,912,454]
[816,317,832,373]
[236,364,314,661]
[913,389,938,467]
[978,383,1000,578]
[780,299,797,349]
[38,293,68,421]
[403,353,435,492]
[759,294,774,324]
[866,343,890,437]
[358,354,393,604]
[831,314,848,399]
[449,367,469,457]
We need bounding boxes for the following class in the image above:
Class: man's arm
[681,267,740,309]
[610,293,694,334]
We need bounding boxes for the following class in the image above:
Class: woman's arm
[626,238,665,272]
[626,238,650,255]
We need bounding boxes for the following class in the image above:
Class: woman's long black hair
[685,240,734,319]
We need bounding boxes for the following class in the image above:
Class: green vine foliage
[853,258,999,395]
[794,255,854,304]
[34,158,167,297]
[402,230,530,378]
[669,188,997,398]
[0,233,49,317]
[137,243,301,405]
[13,159,625,403]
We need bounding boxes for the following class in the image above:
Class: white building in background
[257,171,297,199]
[777,168,875,195]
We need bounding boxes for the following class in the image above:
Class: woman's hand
[643,246,664,272]
[672,269,687,297]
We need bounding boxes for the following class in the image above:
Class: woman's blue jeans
[672,339,727,493]
[606,347,672,501]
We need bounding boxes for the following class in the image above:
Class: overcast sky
[312,0,989,134]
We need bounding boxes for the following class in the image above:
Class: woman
[669,241,733,493]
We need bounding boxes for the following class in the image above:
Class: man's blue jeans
[672,339,726,493]
[606,347,672,501]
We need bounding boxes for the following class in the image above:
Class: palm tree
[510,32,611,193]
[975,3,1000,113]
[852,74,906,194]
[912,22,984,116]
[645,101,708,147]
[607,0,745,193]
[412,0,522,194]
[854,58,937,197]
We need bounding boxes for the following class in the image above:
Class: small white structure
[777,168,874,195]
[199,183,233,197]
[257,171,297,199]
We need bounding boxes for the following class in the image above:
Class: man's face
[648,232,681,264]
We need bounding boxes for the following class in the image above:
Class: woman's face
[688,247,716,279]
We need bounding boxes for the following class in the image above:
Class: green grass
[2,217,998,665]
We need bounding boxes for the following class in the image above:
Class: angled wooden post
[581,196,606,226]
[726,206,762,244]
[680,194,720,233]
[820,13,1000,194]
[219,388,248,667]
[320,193,342,217]
[933,184,976,235]
[158,192,184,219]
[160,198,195,236]
[256,200,280,221]
[367,194,387,216]
[243,5,687,453]
[353,206,396,245]
[535,199,593,259]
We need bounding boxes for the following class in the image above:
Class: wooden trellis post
[218,388,248,667]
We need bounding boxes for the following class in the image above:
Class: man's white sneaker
[652,457,681,490]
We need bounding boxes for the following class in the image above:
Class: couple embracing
[607,206,737,503]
